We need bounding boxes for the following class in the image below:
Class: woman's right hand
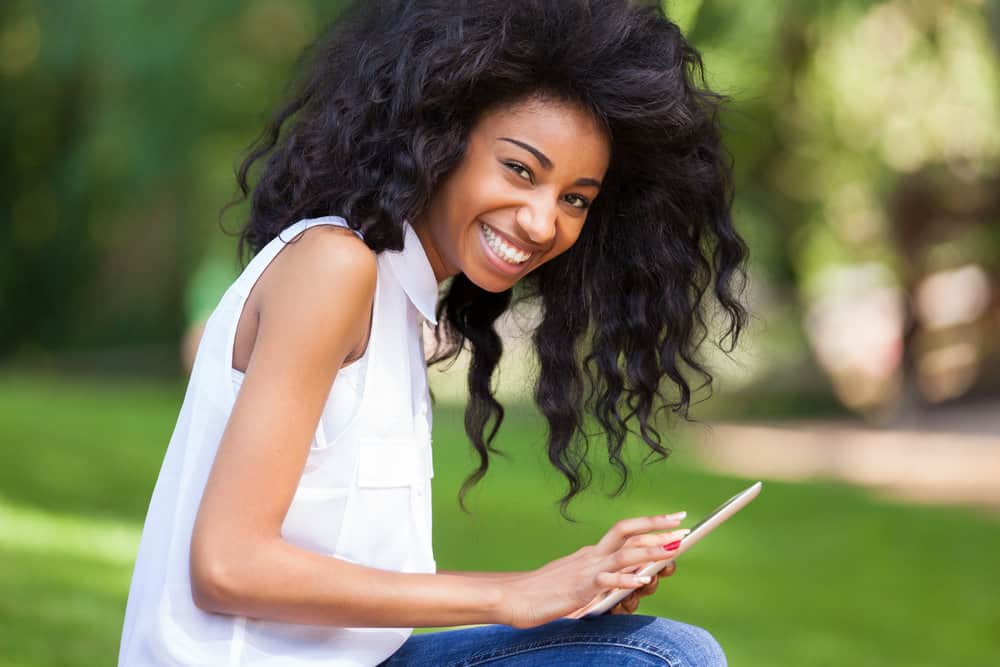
[500,512,689,629]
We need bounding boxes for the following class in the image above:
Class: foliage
[0,0,344,359]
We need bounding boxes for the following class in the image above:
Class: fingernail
[634,575,652,584]
[663,511,686,520]
[662,540,682,552]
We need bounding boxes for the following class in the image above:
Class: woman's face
[412,96,611,292]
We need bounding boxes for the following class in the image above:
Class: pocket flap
[357,440,423,488]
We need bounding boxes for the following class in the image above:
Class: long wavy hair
[226,0,749,520]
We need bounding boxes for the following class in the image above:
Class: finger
[609,537,686,572]
[626,559,675,596]
[630,573,656,594]
[618,546,677,577]
[595,511,687,554]
[619,591,639,614]
[639,575,659,597]
[610,593,637,615]
[622,529,690,551]
[596,569,658,590]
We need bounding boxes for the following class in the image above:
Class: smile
[479,222,533,265]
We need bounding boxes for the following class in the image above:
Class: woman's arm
[189,227,510,628]
[194,539,509,628]
[436,570,523,580]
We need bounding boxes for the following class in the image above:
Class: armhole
[223,218,371,402]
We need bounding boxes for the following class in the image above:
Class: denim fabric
[378,614,727,666]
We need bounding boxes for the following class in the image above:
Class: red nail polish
[662,540,682,552]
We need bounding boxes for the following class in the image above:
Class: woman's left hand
[606,560,677,615]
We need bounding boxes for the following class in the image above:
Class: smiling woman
[118,1,747,665]
[412,98,611,289]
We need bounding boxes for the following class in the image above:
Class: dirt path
[684,399,1000,510]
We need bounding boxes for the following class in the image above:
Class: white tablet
[571,481,763,618]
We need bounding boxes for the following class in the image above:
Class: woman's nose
[514,200,557,247]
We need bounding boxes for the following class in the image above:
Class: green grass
[1,369,998,666]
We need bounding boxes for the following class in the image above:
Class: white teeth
[480,223,531,265]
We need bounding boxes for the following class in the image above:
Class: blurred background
[1,0,998,665]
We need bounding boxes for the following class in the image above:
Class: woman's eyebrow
[497,137,602,188]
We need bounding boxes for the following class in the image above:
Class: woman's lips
[480,221,538,255]
[478,221,534,275]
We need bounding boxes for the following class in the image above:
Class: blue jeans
[378,614,727,666]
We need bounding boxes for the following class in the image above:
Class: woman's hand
[499,512,688,629]
[605,560,677,615]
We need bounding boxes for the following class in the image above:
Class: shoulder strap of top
[219,215,367,405]
[231,216,361,297]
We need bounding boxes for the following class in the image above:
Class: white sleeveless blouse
[119,216,439,666]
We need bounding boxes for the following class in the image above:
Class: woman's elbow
[189,548,238,613]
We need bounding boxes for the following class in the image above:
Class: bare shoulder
[254,222,377,370]
[189,224,377,602]
[263,224,376,302]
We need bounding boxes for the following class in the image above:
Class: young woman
[119,0,747,664]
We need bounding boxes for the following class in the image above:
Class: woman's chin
[458,266,517,293]
[467,274,514,293]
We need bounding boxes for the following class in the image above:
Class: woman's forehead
[473,97,611,170]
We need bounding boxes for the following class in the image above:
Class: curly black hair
[225,0,748,521]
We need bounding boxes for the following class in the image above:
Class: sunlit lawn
[1,369,997,666]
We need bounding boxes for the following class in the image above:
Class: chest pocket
[332,437,435,573]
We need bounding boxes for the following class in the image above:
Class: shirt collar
[384,220,439,325]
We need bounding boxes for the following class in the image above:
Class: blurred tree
[0,0,343,371]
[1,0,998,417]
[687,0,1000,418]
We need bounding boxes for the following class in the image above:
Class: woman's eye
[504,161,533,182]
[503,160,590,210]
